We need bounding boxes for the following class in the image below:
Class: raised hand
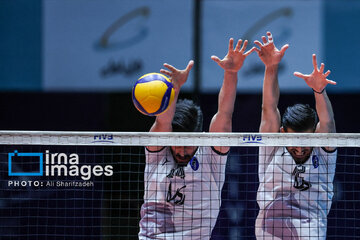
[160,60,194,90]
[252,31,289,67]
[294,54,336,93]
[211,38,253,72]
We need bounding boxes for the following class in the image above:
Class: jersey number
[292,165,311,191]
[166,183,186,205]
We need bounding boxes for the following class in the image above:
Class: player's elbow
[326,121,336,133]
[149,121,172,133]
[216,110,233,121]
[317,120,336,133]
[210,113,232,133]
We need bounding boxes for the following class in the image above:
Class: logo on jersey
[312,155,319,168]
[161,158,169,166]
[167,166,185,179]
[190,157,199,171]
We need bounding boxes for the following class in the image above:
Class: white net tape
[0,131,359,147]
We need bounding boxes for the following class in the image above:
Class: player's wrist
[265,64,279,73]
[312,88,325,94]
[172,82,182,92]
[224,70,238,76]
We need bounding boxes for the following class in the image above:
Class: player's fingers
[324,70,331,77]
[253,47,261,55]
[239,40,248,52]
[326,79,337,85]
[160,69,172,76]
[261,36,267,44]
[163,63,177,72]
[312,54,318,71]
[293,71,306,79]
[267,31,273,42]
[280,44,289,56]
[185,60,194,71]
[254,40,263,48]
[235,39,243,52]
[319,63,325,73]
[244,46,257,56]
[228,38,234,52]
[211,55,221,65]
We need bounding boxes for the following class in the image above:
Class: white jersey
[256,146,337,240]
[139,146,228,240]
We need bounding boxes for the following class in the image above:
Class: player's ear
[280,126,285,133]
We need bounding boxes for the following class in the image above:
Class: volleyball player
[138,38,253,239]
[252,31,337,239]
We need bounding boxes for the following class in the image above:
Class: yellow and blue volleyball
[132,73,175,116]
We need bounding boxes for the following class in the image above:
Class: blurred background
[0,0,359,133]
[1,1,360,239]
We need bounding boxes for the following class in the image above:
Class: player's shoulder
[145,146,167,153]
[197,146,229,156]
[145,146,169,164]
[259,146,280,155]
[315,147,337,155]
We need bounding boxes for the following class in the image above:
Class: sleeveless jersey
[256,146,337,240]
[139,146,228,240]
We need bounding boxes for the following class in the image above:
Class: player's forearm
[262,65,280,110]
[149,89,180,133]
[217,71,238,117]
[209,71,237,133]
[259,65,281,132]
[314,90,336,133]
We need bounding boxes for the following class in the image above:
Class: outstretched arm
[147,60,194,151]
[293,54,336,136]
[210,38,253,153]
[252,32,289,133]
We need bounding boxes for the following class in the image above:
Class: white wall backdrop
[201,0,323,93]
[43,0,193,92]
[42,0,360,93]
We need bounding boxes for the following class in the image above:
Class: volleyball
[132,73,175,116]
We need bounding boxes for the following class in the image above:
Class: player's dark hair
[282,103,318,132]
[172,99,203,132]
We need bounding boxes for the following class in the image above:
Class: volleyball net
[0,131,359,239]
